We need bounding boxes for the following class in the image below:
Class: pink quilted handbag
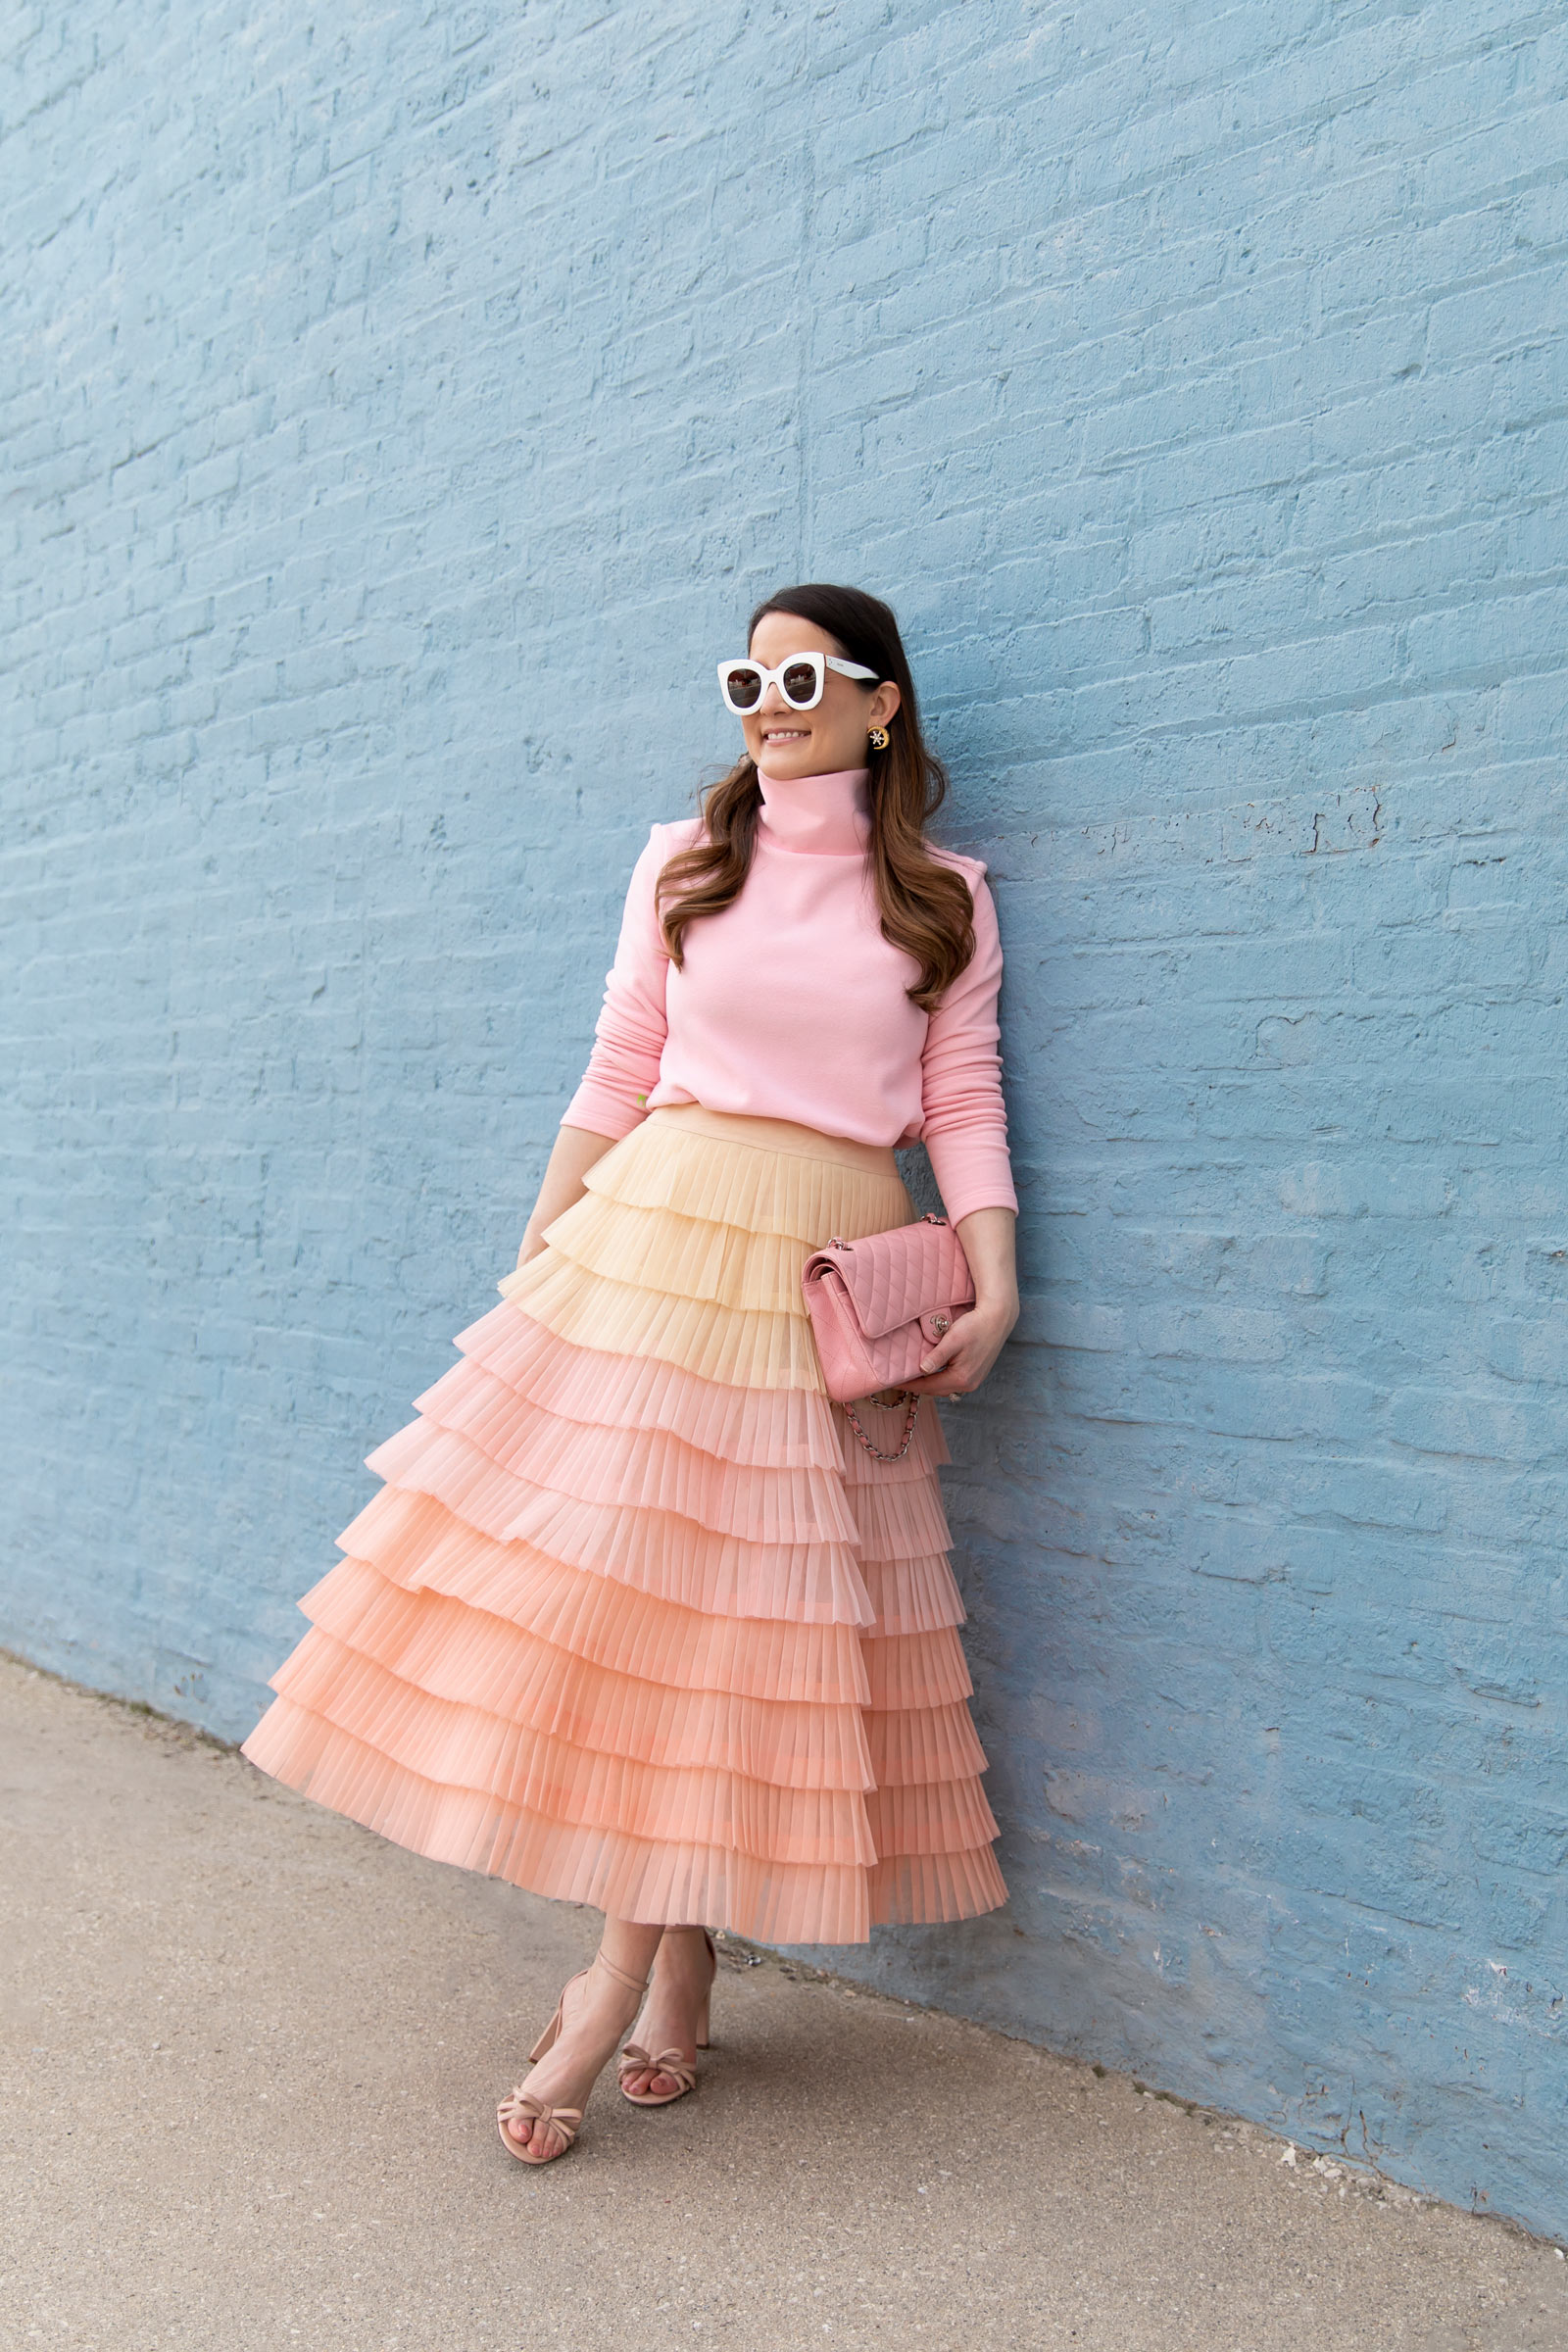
[801,1212,975,1459]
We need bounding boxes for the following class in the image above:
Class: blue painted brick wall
[4,0,1566,2237]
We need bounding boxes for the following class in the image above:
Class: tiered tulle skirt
[240,1104,1006,1944]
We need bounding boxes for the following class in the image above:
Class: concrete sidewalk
[1,1654,1562,2352]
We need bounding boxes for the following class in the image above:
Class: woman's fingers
[917,1330,965,1379]
[906,1318,1011,1396]
[906,1348,983,1396]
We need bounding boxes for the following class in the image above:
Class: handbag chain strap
[842,1392,922,1463]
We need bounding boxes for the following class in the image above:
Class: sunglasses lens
[781,661,819,707]
[724,666,761,710]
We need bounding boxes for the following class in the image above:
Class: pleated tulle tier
[240,1103,1007,1944]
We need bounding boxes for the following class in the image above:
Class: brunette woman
[241,583,1019,2164]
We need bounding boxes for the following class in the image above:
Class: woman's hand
[901,1205,1018,1398]
[902,1297,1017,1396]
[514,1125,619,1270]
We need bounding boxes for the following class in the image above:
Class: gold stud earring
[867,725,890,752]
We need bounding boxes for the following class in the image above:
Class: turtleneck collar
[756,765,872,857]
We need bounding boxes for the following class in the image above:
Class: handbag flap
[804,1218,974,1341]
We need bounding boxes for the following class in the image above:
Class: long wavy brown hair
[657,584,975,1013]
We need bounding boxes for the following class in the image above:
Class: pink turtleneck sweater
[562,766,1016,1225]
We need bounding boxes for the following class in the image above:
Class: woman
[241,582,1019,2165]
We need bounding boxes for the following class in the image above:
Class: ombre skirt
[239,1104,1006,1945]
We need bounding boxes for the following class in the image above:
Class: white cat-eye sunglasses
[717,651,880,714]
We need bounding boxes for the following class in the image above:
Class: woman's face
[737,612,903,780]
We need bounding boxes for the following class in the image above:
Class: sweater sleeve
[918,862,1019,1225]
[559,825,671,1140]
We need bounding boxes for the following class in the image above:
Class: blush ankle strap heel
[618,1929,718,2108]
[496,1948,650,2166]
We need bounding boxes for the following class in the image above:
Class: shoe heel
[526,1956,625,2066]
[527,1995,566,2064]
[698,1930,716,2047]
[526,1976,582,2070]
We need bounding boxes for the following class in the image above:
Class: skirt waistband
[643,1102,902,1180]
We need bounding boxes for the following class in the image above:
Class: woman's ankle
[656,1924,710,1960]
[589,1947,649,1999]
[596,1916,663,1991]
